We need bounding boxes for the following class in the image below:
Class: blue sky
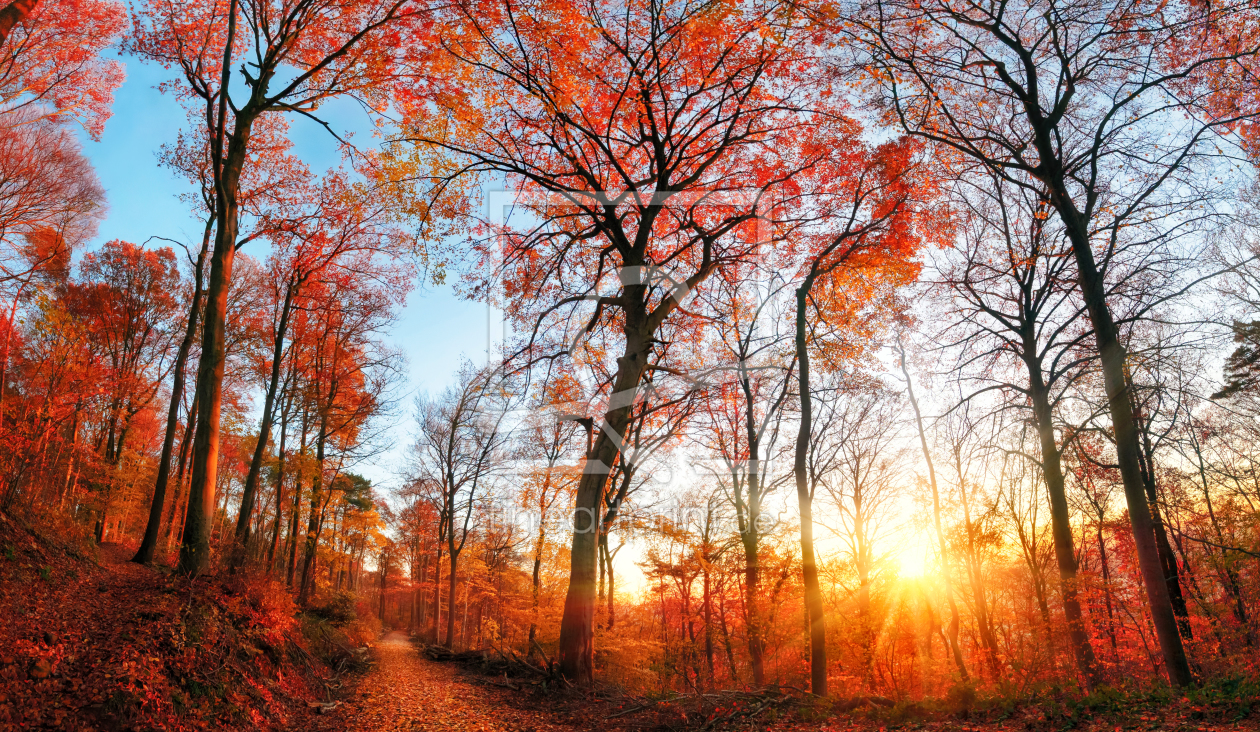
[77,54,489,489]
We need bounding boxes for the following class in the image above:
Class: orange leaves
[0,113,104,285]
[0,0,125,139]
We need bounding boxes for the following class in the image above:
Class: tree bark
[230,277,296,568]
[135,219,211,565]
[285,413,308,587]
[1024,362,1101,688]
[793,284,827,696]
[528,514,545,653]
[557,313,651,683]
[1045,183,1194,687]
[703,565,715,686]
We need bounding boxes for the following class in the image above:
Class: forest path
[329,631,580,732]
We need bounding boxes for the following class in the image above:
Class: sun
[893,536,932,579]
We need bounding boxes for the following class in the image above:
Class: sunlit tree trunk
[231,277,296,568]
[135,220,211,565]
[177,0,257,575]
[558,302,651,682]
[792,283,827,696]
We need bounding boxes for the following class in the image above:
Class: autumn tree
[410,364,514,647]
[132,117,309,564]
[854,0,1260,686]
[0,113,103,428]
[896,337,970,681]
[411,0,849,683]
[229,171,411,568]
[786,136,934,695]
[294,269,404,603]
[929,172,1102,686]
[0,0,124,137]
[129,0,431,576]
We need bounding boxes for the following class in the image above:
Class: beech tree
[856,0,1260,686]
[787,136,934,695]
[129,0,430,576]
[413,0,843,684]
[931,172,1102,686]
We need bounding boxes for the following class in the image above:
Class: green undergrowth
[814,675,1260,730]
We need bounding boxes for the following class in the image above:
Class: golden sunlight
[893,535,932,578]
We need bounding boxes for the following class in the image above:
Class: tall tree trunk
[296,412,329,605]
[1044,176,1193,687]
[177,0,265,576]
[898,343,969,681]
[445,550,458,648]
[1133,398,1193,639]
[606,550,616,630]
[230,278,296,568]
[737,368,771,686]
[379,562,388,622]
[432,536,443,642]
[165,390,198,553]
[1024,366,1100,687]
[135,220,211,565]
[557,316,650,683]
[793,283,827,696]
[857,545,874,688]
[266,400,289,569]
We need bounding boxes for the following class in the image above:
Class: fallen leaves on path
[325,632,581,732]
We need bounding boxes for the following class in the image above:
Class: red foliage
[0,0,126,139]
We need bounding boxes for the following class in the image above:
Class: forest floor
[2,511,1257,732]
[318,631,1260,732]
[0,513,337,732]
[315,631,584,731]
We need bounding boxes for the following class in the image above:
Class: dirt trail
[327,632,581,732]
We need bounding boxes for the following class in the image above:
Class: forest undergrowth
[410,641,1260,732]
[1,499,1256,732]
[0,512,375,731]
